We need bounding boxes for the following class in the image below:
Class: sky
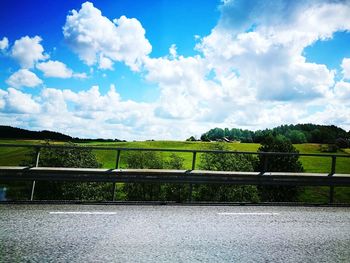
[0,0,350,140]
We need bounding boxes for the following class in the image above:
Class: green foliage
[186,136,197,141]
[256,136,304,173]
[199,145,255,172]
[201,127,254,142]
[200,124,349,144]
[256,136,304,202]
[122,151,163,201]
[122,152,189,201]
[194,144,260,202]
[320,144,338,153]
[35,143,101,168]
[22,143,110,201]
[286,130,307,144]
[1,139,349,203]
[124,151,164,169]
[162,154,190,202]
[335,138,349,149]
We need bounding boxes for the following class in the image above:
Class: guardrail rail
[0,143,349,203]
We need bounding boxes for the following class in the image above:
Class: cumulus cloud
[334,81,350,101]
[0,37,9,50]
[98,55,113,70]
[341,57,350,80]
[144,53,222,120]
[73,72,88,79]
[36,60,87,79]
[11,36,48,68]
[139,0,350,132]
[2,0,350,139]
[197,1,350,102]
[0,85,159,139]
[36,60,73,78]
[63,1,152,71]
[0,88,40,114]
[6,69,43,88]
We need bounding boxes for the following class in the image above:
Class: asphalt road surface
[0,205,349,262]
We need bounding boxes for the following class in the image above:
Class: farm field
[0,139,349,203]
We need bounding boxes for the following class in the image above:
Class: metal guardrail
[0,143,349,203]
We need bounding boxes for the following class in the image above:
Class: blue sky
[0,0,349,139]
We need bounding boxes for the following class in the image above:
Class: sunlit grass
[1,140,349,203]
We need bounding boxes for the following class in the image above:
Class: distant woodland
[0,126,123,142]
[1,124,349,147]
[196,124,349,146]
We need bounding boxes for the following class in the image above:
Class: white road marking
[49,211,117,215]
[217,212,280,215]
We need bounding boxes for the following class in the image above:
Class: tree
[122,152,189,201]
[186,136,197,141]
[122,151,164,201]
[194,144,259,202]
[335,138,349,149]
[286,130,307,144]
[23,142,109,200]
[162,154,190,202]
[255,135,304,201]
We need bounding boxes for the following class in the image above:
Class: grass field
[0,139,349,203]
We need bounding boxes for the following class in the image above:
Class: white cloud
[194,0,350,104]
[139,0,350,132]
[36,60,88,79]
[0,37,8,50]
[2,0,350,139]
[6,69,43,88]
[334,81,350,101]
[37,60,73,78]
[63,1,152,71]
[73,72,88,79]
[11,36,48,68]
[169,44,177,59]
[8,85,160,139]
[341,58,350,80]
[0,88,40,114]
[98,55,113,70]
[304,104,350,129]
[144,54,221,120]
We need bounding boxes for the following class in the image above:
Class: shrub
[256,135,304,202]
[194,144,260,202]
[23,142,111,201]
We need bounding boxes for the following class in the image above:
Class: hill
[0,126,124,142]
[0,126,73,141]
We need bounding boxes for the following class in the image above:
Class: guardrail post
[115,150,121,169]
[188,152,196,202]
[112,150,121,201]
[328,156,336,204]
[260,154,268,175]
[30,147,40,201]
[192,152,196,170]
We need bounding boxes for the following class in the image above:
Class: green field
[0,139,349,203]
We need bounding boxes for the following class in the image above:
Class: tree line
[0,125,125,142]
[198,124,350,146]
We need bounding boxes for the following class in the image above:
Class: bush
[122,151,163,201]
[23,142,111,201]
[256,136,304,202]
[320,144,338,153]
[122,152,190,201]
[194,144,260,202]
[335,138,349,149]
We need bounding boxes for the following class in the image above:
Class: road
[0,205,349,262]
